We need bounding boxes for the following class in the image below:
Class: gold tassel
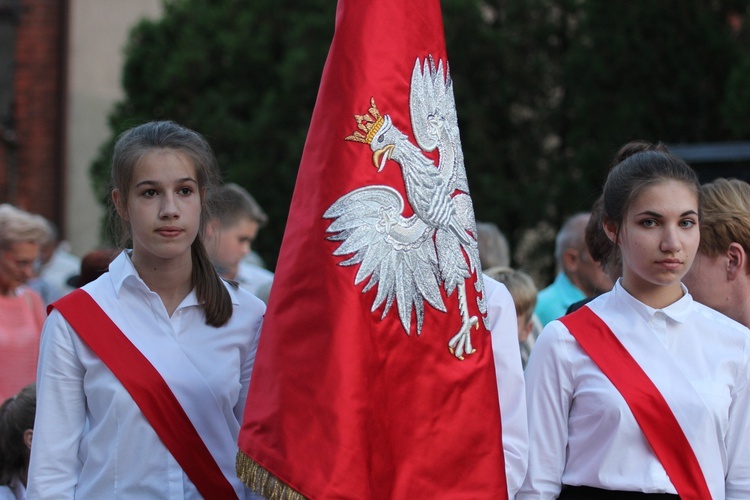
[236,450,307,500]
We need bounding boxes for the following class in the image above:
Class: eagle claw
[448,316,479,360]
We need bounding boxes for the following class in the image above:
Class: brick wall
[0,0,66,230]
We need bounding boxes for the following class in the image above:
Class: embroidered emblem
[323,56,487,359]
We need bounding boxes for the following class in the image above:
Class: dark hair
[584,195,623,280]
[0,384,35,486]
[110,120,233,327]
[585,196,610,265]
[602,141,700,258]
[608,140,670,168]
[66,248,120,288]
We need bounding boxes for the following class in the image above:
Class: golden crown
[345,97,384,144]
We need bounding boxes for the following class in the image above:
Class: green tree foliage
[91,0,337,266]
[92,0,750,281]
[442,0,572,280]
[564,1,740,193]
[723,4,750,137]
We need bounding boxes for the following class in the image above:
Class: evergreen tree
[91,0,750,281]
[91,0,336,267]
[564,1,739,194]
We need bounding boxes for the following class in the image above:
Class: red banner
[237,1,507,498]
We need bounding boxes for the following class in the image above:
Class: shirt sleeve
[484,277,529,499]
[234,301,265,424]
[517,320,574,499]
[725,334,750,499]
[27,309,87,499]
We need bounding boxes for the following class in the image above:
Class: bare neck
[131,253,193,316]
[731,278,750,329]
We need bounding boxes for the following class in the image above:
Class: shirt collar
[611,279,692,324]
[108,250,239,306]
[108,250,135,297]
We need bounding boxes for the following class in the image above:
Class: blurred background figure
[65,248,119,289]
[205,183,274,303]
[34,220,80,303]
[0,204,48,402]
[683,178,750,328]
[476,221,511,269]
[485,266,538,368]
[534,212,613,326]
[477,220,543,365]
[0,383,36,500]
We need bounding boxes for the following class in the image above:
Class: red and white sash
[51,289,239,500]
[560,306,712,500]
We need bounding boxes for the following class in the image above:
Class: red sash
[559,306,712,500]
[50,289,238,500]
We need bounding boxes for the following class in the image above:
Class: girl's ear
[603,218,618,245]
[112,189,128,221]
[23,429,32,450]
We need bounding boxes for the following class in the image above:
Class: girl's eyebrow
[135,177,197,188]
[636,210,662,217]
[635,209,698,217]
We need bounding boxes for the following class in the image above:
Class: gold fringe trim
[236,450,307,500]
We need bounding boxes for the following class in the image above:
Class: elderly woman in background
[0,205,48,402]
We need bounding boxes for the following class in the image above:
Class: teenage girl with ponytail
[28,121,265,499]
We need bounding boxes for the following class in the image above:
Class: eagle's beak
[372,144,394,172]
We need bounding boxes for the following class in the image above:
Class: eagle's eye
[377,135,384,143]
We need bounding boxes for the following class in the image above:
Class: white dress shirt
[484,275,529,499]
[236,261,274,303]
[518,280,750,499]
[28,251,265,499]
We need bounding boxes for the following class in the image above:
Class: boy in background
[205,183,273,303]
[485,266,538,368]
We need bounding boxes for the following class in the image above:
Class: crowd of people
[2,121,750,498]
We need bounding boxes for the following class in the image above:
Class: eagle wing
[408,56,488,329]
[409,56,470,194]
[324,185,446,334]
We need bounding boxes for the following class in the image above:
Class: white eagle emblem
[323,56,487,360]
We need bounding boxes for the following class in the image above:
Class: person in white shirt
[483,274,529,498]
[27,121,265,499]
[205,183,274,303]
[519,141,750,499]
[485,266,538,369]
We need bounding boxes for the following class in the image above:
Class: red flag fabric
[237,1,508,498]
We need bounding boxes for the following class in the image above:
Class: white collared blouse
[519,280,750,500]
[28,251,265,499]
